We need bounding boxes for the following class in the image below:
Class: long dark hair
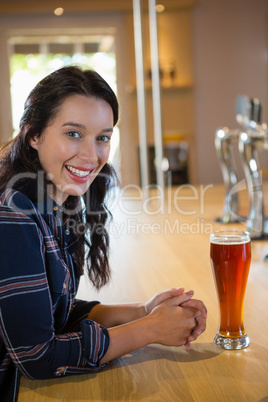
[0,65,119,289]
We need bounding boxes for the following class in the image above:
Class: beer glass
[210,230,251,349]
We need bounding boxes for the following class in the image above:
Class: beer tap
[215,95,251,223]
[238,109,268,239]
[215,127,240,223]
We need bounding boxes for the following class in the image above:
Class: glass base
[214,333,250,350]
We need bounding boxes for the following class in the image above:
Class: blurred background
[0,0,267,187]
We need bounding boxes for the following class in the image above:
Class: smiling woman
[29,95,114,204]
[0,66,118,289]
[0,66,207,402]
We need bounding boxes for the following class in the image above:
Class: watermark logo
[4,169,261,239]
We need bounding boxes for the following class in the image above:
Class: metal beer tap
[238,121,268,239]
[215,96,264,232]
[215,127,240,223]
[215,95,252,223]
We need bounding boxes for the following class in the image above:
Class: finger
[188,315,206,342]
[181,299,207,318]
[165,290,194,307]
[169,287,185,297]
[144,287,185,315]
[184,340,191,351]
[157,287,185,303]
[157,287,185,304]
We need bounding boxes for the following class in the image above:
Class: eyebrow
[62,122,113,133]
[62,122,86,129]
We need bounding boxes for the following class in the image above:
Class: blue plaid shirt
[0,188,110,401]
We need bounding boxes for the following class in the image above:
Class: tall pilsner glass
[210,230,251,349]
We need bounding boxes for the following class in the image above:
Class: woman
[0,66,207,401]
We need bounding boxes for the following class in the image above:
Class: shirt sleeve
[0,191,110,380]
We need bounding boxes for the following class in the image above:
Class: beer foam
[210,237,250,245]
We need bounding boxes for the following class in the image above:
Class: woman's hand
[144,288,207,349]
[144,287,188,315]
[147,293,201,347]
[100,291,202,364]
[100,291,207,364]
[181,298,207,348]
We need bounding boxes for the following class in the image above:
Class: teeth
[66,165,91,177]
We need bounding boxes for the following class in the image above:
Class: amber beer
[210,231,251,349]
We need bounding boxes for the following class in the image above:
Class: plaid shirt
[0,188,110,402]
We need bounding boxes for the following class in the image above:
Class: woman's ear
[29,136,39,150]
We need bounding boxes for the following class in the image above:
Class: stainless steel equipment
[215,127,240,223]
[239,123,268,238]
[215,95,267,238]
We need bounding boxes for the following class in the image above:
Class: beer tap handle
[250,98,261,125]
[236,95,251,128]
[215,127,240,223]
[238,130,265,238]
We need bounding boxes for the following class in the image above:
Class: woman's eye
[97,135,111,143]
[66,131,81,139]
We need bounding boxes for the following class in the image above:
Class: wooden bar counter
[18,185,268,401]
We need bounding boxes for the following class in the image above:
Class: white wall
[192,0,268,184]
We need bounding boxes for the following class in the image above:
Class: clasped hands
[144,287,207,350]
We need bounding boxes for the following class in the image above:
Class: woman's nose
[79,140,98,163]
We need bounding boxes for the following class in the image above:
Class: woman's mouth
[65,165,92,178]
[65,165,95,184]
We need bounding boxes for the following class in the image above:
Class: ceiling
[0,0,196,16]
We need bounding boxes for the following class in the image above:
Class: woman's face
[30,94,114,205]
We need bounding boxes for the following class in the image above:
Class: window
[8,34,120,170]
